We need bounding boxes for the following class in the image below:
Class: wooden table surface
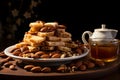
[0,39,120,80]
[0,70,120,80]
[0,53,120,80]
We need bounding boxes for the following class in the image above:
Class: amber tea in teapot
[82,24,119,62]
[89,39,119,62]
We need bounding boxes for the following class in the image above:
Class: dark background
[39,0,120,41]
[0,0,120,45]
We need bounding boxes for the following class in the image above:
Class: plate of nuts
[4,21,90,66]
[4,45,89,66]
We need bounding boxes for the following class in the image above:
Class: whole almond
[75,61,83,68]
[79,65,87,71]
[12,48,21,53]
[0,59,8,65]
[35,51,46,56]
[31,54,40,58]
[23,50,30,54]
[24,65,34,71]
[95,61,105,67]
[47,26,56,32]
[6,57,13,61]
[31,66,41,72]
[0,52,7,58]
[51,53,61,58]
[40,27,48,32]
[41,67,51,73]
[3,62,13,67]
[40,54,50,58]
[12,51,21,56]
[10,48,19,53]
[87,62,95,68]
[57,64,67,72]
[20,46,29,52]
[76,48,82,54]
[9,65,16,70]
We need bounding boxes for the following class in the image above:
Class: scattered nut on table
[9,65,16,70]
[24,65,35,71]
[0,51,107,73]
[31,66,42,73]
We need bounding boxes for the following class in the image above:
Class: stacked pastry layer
[14,21,83,58]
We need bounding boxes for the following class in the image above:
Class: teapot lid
[94,24,118,32]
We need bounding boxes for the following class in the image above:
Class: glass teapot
[82,24,119,62]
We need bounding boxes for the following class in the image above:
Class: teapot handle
[82,31,93,44]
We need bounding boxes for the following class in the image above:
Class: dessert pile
[11,21,84,58]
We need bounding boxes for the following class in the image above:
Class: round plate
[4,45,89,66]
